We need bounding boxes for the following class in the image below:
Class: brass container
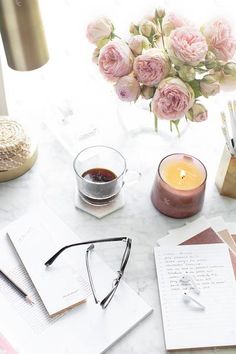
[215,144,236,198]
[0,0,49,71]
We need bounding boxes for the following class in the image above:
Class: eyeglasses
[44,237,132,309]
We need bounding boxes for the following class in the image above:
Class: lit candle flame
[180,170,186,179]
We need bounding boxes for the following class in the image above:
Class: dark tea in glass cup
[73,145,127,206]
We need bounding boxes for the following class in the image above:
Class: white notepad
[7,212,90,317]
[154,244,236,351]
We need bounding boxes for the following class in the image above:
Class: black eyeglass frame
[45,237,132,309]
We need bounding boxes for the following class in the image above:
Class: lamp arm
[0,57,8,116]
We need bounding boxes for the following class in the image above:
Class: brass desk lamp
[0,0,49,182]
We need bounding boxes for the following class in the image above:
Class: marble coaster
[74,190,125,219]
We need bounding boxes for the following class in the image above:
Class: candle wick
[180,170,186,179]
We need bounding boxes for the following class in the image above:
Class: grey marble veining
[1,121,236,354]
[1,0,236,352]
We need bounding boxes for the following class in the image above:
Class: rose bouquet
[86,10,236,133]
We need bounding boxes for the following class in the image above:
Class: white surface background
[1,1,236,353]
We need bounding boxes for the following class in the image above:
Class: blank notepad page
[7,211,90,317]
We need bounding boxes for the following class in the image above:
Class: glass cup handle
[124,169,142,187]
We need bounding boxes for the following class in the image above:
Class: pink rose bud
[115,75,141,102]
[92,47,100,64]
[128,35,150,55]
[204,51,217,69]
[220,74,236,91]
[223,62,236,77]
[139,20,157,38]
[168,26,208,66]
[203,18,236,61]
[151,77,195,120]
[129,23,139,35]
[134,48,170,86]
[186,103,208,122]
[141,85,155,99]
[155,8,166,19]
[178,65,195,82]
[86,17,114,45]
[200,74,220,97]
[163,12,190,36]
[98,40,134,82]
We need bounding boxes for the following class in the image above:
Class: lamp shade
[0,0,49,71]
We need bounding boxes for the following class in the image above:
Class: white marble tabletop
[1,115,236,354]
[1,0,236,352]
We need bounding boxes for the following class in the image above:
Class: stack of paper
[154,216,236,351]
[0,205,152,354]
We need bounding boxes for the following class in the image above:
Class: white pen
[228,101,236,151]
[233,100,236,118]
[233,100,236,150]
[221,125,235,155]
[221,111,227,126]
[221,112,235,155]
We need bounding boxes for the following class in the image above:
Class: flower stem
[172,120,180,137]
[175,123,180,137]
[154,114,158,132]
[149,101,152,112]
[159,18,166,52]
[113,33,122,40]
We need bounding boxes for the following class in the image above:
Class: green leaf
[188,80,202,98]
[195,67,208,74]
[97,37,110,49]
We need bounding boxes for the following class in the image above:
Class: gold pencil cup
[215,144,236,198]
[0,0,49,71]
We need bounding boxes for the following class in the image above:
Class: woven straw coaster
[0,117,37,182]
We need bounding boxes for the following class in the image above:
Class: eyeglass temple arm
[119,239,132,273]
[44,237,130,267]
[85,244,99,304]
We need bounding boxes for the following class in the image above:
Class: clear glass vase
[116,99,190,140]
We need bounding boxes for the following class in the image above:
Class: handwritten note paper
[154,244,236,350]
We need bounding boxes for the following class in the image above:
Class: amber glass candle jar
[151,153,207,218]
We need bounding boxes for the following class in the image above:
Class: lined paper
[0,265,63,334]
[154,244,236,350]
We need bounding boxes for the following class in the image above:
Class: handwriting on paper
[160,246,227,292]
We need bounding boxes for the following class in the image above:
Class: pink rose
[133,48,170,86]
[163,12,190,36]
[186,103,208,122]
[203,18,236,61]
[115,75,141,102]
[168,26,208,65]
[128,35,150,56]
[200,74,220,97]
[151,77,194,120]
[98,40,134,81]
[86,17,113,45]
